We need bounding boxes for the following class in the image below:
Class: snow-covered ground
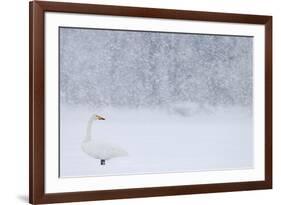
[60,104,253,178]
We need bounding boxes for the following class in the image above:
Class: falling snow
[59,27,253,177]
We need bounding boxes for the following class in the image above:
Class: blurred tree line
[60,28,253,108]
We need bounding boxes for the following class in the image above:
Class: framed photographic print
[29,1,272,204]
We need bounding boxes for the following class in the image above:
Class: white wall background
[0,0,279,204]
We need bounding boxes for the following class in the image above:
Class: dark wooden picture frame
[29,1,272,204]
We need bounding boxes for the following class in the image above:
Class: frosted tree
[59,27,253,111]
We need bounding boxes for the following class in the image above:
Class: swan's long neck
[85,114,96,142]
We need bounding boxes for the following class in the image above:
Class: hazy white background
[0,0,280,204]
[59,28,254,177]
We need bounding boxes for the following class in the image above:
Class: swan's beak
[96,115,105,120]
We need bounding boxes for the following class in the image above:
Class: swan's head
[95,115,105,120]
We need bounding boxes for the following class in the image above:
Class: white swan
[81,114,128,165]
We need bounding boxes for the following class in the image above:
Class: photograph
[59,27,254,178]
[29,1,272,203]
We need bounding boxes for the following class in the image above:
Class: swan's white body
[82,141,128,160]
[81,114,128,164]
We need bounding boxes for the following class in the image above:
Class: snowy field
[60,104,253,178]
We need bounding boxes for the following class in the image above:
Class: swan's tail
[111,146,128,157]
